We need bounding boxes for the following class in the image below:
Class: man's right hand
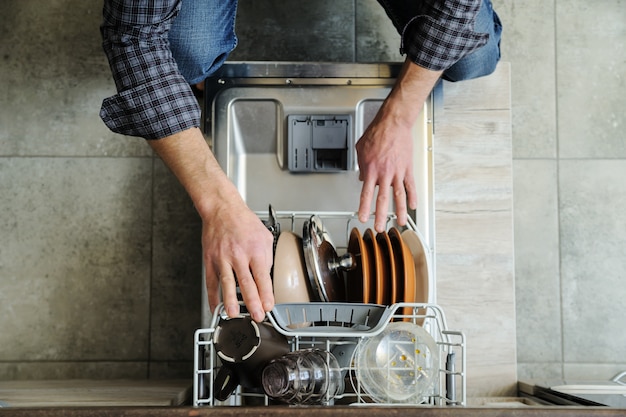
[356,58,442,231]
[199,179,275,322]
[148,127,275,322]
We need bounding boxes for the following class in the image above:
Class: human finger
[393,176,408,226]
[204,262,221,316]
[374,179,391,232]
[232,265,265,322]
[249,257,274,314]
[218,265,241,319]
[405,172,418,212]
[358,175,376,223]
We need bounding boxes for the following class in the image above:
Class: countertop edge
[1,406,624,417]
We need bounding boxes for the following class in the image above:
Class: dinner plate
[389,227,416,317]
[401,229,430,323]
[375,231,394,305]
[346,227,369,303]
[354,321,440,403]
[387,228,403,305]
[362,229,380,304]
[273,231,311,304]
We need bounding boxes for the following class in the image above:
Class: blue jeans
[169,0,501,84]
[377,0,502,81]
[442,0,502,81]
[169,0,239,85]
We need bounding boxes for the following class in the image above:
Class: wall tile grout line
[146,154,156,379]
[553,0,566,379]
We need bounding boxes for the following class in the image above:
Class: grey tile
[564,363,626,381]
[149,361,194,380]
[0,362,148,380]
[492,0,558,159]
[559,160,626,363]
[355,0,404,62]
[513,160,562,363]
[0,157,152,362]
[0,0,153,157]
[231,0,355,61]
[556,1,626,158]
[517,362,563,381]
[149,160,202,362]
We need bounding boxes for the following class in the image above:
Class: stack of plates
[272,221,429,309]
[345,227,429,313]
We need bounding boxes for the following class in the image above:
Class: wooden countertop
[0,379,191,407]
[1,381,623,416]
[0,405,624,417]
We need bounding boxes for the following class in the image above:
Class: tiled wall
[493,0,626,380]
[0,0,624,388]
[0,0,201,379]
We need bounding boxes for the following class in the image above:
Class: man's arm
[100,1,273,321]
[357,0,489,230]
[356,58,442,231]
[100,0,200,140]
[148,127,274,322]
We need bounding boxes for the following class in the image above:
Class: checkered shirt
[100,0,199,140]
[398,0,489,70]
[99,0,486,140]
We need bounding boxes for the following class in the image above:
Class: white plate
[273,232,311,304]
[401,229,430,304]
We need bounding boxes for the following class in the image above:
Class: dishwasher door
[200,62,436,326]
[519,377,626,407]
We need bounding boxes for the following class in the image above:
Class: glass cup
[262,349,344,405]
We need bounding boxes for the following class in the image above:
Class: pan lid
[302,215,352,302]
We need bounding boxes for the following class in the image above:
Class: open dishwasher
[193,62,464,407]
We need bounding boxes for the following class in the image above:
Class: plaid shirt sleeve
[400,0,489,71]
[99,0,200,140]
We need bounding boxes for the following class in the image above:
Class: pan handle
[214,365,240,402]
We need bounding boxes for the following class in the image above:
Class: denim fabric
[168,0,239,85]
[168,0,500,85]
[442,0,502,82]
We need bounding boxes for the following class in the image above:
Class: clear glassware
[262,349,344,405]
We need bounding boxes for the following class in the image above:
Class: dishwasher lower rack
[193,302,466,407]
